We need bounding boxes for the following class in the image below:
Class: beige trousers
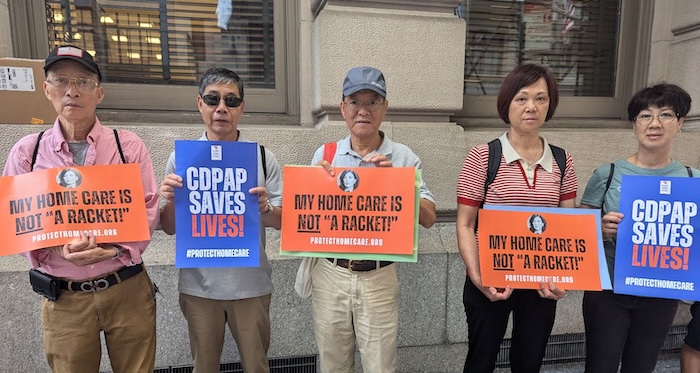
[42,269,157,373]
[179,292,272,373]
[311,258,399,373]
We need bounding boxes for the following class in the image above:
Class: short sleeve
[560,151,578,201]
[456,144,489,207]
[580,163,612,208]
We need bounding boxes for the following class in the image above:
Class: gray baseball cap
[342,66,386,98]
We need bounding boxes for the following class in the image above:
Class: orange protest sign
[281,166,416,255]
[478,206,607,290]
[0,164,151,255]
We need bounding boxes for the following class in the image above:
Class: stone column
[311,0,465,123]
[0,0,14,57]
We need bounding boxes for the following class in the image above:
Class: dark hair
[338,170,359,191]
[627,83,691,121]
[58,168,82,188]
[199,68,244,99]
[528,214,547,233]
[496,64,559,124]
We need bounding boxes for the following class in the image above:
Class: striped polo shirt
[457,133,577,207]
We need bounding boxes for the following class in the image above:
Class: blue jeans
[462,278,557,373]
[583,290,678,373]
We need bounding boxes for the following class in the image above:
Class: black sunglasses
[201,94,243,108]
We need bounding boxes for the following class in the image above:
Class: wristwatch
[112,245,124,259]
[261,200,274,215]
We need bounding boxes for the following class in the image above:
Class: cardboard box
[0,58,57,125]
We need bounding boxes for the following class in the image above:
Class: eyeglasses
[343,100,385,113]
[46,75,99,93]
[634,112,678,126]
[201,94,243,108]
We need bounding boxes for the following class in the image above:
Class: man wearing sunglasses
[3,45,159,372]
[159,67,282,373]
[308,66,437,373]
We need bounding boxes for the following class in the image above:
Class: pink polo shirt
[3,117,158,280]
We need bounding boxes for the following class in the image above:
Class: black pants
[462,278,556,373]
[583,290,678,373]
[687,302,700,350]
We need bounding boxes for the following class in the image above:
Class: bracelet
[261,200,274,215]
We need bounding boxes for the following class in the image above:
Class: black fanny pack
[29,269,60,301]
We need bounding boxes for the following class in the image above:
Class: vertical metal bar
[60,0,73,43]
[262,0,273,84]
[159,0,171,81]
[516,1,524,65]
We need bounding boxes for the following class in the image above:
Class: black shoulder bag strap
[475,139,503,232]
[484,139,502,199]
[33,129,127,168]
[113,129,127,164]
[30,131,46,171]
[549,144,567,185]
[259,145,268,180]
[600,163,615,212]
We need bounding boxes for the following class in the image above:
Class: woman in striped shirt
[456,64,578,373]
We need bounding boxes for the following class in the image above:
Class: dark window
[460,0,619,97]
[46,0,275,88]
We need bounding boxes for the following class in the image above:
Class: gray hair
[198,68,244,99]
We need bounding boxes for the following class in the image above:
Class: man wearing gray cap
[3,45,158,372]
[309,66,437,373]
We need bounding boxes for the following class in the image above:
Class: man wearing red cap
[3,45,158,373]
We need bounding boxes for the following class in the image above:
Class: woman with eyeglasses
[579,83,697,373]
[456,64,578,372]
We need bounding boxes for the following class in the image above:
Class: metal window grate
[45,0,275,88]
[461,0,620,97]
[495,326,687,368]
[162,355,316,373]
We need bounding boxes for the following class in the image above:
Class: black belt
[327,258,393,272]
[60,264,143,293]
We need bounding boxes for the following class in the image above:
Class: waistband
[60,263,143,293]
[326,258,393,272]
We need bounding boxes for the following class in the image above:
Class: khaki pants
[42,269,157,373]
[179,292,272,373]
[311,258,399,373]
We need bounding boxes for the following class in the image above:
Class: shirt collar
[51,116,103,150]
[338,131,393,158]
[499,132,553,173]
[199,130,247,142]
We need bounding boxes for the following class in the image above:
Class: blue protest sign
[174,140,260,268]
[615,175,699,300]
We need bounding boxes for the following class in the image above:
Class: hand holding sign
[173,140,261,268]
[477,205,609,291]
[602,211,624,240]
[160,174,183,204]
[56,231,118,267]
[0,164,150,255]
[363,153,392,168]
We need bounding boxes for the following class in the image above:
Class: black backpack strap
[687,166,693,177]
[113,129,127,164]
[484,139,502,202]
[549,144,567,185]
[259,144,268,180]
[475,139,502,233]
[30,131,46,171]
[600,162,615,212]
